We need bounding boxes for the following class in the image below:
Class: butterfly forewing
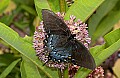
[42,9,71,36]
[46,35,68,48]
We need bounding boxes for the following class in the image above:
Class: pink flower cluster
[87,66,104,78]
[33,12,91,69]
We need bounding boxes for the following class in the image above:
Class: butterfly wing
[42,9,96,70]
[44,35,72,63]
[42,9,71,36]
[71,40,96,70]
[45,35,68,49]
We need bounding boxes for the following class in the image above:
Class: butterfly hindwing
[71,40,96,70]
[61,39,96,70]
[45,35,72,63]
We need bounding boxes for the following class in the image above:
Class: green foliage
[92,10,120,42]
[0,53,19,66]
[0,0,120,78]
[75,28,120,78]
[0,59,21,78]
[0,0,10,13]
[88,0,120,43]
[0,22,58,78]
[64,0,104,21]
[20,56,41,78]
[88,0,119,37]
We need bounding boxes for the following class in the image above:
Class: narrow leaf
[0,0,10,13]
[96,30,120,65]
[0,59,21,78]
[0,53,19,66]
[92,10,120,42]
[20,55,41,78]
[88,0,119,37]
[64,0,104,21]
[104,28,120,47]
[20,5,37,16]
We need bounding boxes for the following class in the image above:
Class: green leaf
[34,0,50,20]
[34,0,60,20]
[92,10,120,42]
[104,28,120,47]
[96,29,120,65]
[47,0,60,12]
[64,0,104,21]
[0,59,21,78]
[0,53,19,66]
[75,28,120,78]
[88,0,119,37]
[0,14,14,26]
[20,55,41,78]
[0,7,21,26]
[20,5,37,16]
[0,22,58,78]
[23,35,33,44]
[13,21,28,30]
[63,68,68,78]
[12,0,34,6]
[0,0,10,13]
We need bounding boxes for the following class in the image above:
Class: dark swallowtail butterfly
[42,9,96,70]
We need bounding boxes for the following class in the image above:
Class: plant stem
[59,0,66,12]
[58,69,64,78]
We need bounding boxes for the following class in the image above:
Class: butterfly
[42,9,96,70]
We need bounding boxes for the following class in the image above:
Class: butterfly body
[42,9,96,70]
